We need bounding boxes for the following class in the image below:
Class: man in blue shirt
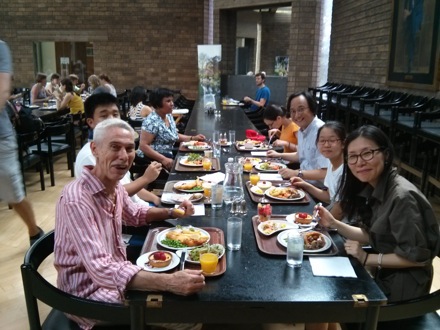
[244,72,270,112]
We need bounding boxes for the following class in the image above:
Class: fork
[312,202,323,230]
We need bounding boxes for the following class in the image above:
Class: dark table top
[130,97,387,327]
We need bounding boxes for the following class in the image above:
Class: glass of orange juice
[202,157,212,171]
[202,181,212,202]
[200,253,218,274]
[243,159,253,172]
[249,172,260,186]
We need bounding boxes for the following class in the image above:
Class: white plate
[219,142,232,147]
[257,220,298,236]
[286,213,317,229]
[265,187,306,201]
[28,105,40,109]
[136,251,179,272]
[173,180,203,193]
[179,156,203,167]
[156,226,211,250]
[277,230,332,253]
[161,192,204,203]
[255,162,287,172]
[187,145,211,151]
[250,185,264,196]
[185,244,225,264]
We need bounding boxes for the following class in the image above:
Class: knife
[179,249,187,270]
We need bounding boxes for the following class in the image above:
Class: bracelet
[362,253,369,266]
[377,253,383,270]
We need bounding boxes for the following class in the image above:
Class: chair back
[21,230,144,330]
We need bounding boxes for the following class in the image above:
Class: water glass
[227,217,242,251]
[213,131,220,145]
[210,182,223,209]
[286,231,304,268]
[229,130,236,144]
[212,143,221,158]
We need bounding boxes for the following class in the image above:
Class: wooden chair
[17,131,45,193]
[21,230,145,330]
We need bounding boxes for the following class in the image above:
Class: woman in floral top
[137,88,205,170]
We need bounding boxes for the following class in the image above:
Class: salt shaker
[240,199,247,215]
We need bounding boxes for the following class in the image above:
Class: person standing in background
[0,40,44,245]
[99,73,117,97]
[243,71,271,112]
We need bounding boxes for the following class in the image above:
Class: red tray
[251,215,338,257]
[140,227,226,277]
[245,181,311,204]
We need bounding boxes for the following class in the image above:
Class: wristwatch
[297,169,304,178]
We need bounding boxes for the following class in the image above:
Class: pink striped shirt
[54,166,151,329]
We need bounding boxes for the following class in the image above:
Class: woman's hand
[192,134,206,141]
[315,204,337,229]
[161,157,174,171]
[344,239,366,263]
[272,139,287,148]
[266,150,281,158]
[290,176,306,188]
[268,128,280,139]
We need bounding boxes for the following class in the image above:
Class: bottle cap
[228,158,234,162]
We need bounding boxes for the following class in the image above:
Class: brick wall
[0,0,206,99]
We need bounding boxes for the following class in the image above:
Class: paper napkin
[198,172,225,183]
[309,257,357,278]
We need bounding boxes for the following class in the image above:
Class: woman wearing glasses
[317,125,440,305]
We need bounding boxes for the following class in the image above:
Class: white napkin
[309,257,357,278]
[198,172,225,183]
[161,192,192,204]
[251,151,267,156]
[174,204,205,216]
[259,173,283,181]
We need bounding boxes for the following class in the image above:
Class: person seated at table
[30,72,51,105]
[87,74,101,94]
[45,72,60,97]
[75,92,161,206]
[267,91,327,184]
[316,125,440,313]
[137,88,205,171]
[290,121,345,219]
[243,71,270,112]
[68,74,86,95]
[55,78,84,114]
[99,73,117,97]
[263,104,299,153]
[55,118,204,330]
[128,85,153,120]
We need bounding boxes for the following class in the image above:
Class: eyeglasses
[265,120,276,128]
[290,107,309,117]
[317,139,341,145]
[346,148,384,165]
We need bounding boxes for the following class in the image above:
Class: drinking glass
[229,130,236,144]
[227,217,242,251]
[202,157,212,171]
[200,253,218,274]
[249,173,260,186]
[203,182,212,202]
[286,231,304,268]
[210,182,223,209]
[243,160,253,172]
[213,131,220,145]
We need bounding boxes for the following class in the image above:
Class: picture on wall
[197,45,222,97]
[387,0,439,89]
[275,56,289,77]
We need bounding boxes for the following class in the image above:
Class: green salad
[189,243,225,262]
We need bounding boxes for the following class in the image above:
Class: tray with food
[245,181,310,204]
[175,155,220,172]
[161,180,212,205]
[254,161,287,172]
[251,215,338,256]
[235,140,271,152]
[140,227,226,276]
[179,141,211,152]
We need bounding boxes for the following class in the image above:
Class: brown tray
[251,215,339,257]
[161,180,210,205]
[140,227,226,277]
[245,181,311,204]
[174,156,221,172]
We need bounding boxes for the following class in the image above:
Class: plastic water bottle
[223,158,244,206]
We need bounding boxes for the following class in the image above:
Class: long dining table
[128,97,387,329]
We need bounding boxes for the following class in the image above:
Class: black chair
[21,230,145,330]
[17,131,45,193]
[29,122,75,186]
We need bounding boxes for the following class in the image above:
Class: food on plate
[258,162,282,171]
[164,226,209,247]
[268,187,302,199]
[175,178,203,191]
[251,186,264,195]
[258,203,272,222]
[182,153,203,165]
[303,231,326,250]
[260,221,288,235]
[257,181,272,191]
[188,243,225,262]
[183,141,207,147]
[148,251,172,268]
[295,212,313,224]
[237,139,261,146]
[238,157,262,165]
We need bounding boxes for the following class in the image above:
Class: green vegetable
[189,243,225,262]
[187,153,202,161]
[161,239,188,248]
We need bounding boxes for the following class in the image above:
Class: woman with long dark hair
[56,78,84,114]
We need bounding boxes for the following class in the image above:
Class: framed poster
[387,0,439,89]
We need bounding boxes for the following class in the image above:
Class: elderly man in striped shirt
[54,118,204,330]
